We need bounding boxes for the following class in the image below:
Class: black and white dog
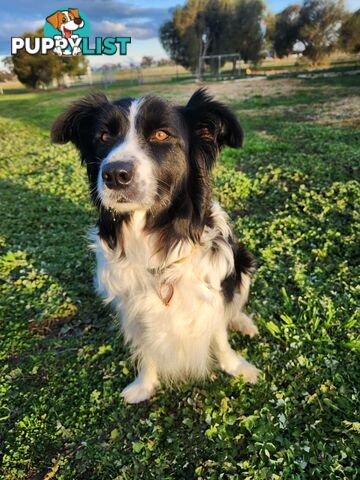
[51,89,259,403]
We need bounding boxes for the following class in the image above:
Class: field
[2,53,359,91]
[0,73,359,479]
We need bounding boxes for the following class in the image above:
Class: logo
[11,7,131,56]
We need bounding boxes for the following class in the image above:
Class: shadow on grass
[0,177,112,350]
[0,178,94,290]
[0,176,114,346]
[0,181,265,480]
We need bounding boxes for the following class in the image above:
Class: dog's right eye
[62,16,67,23]
[149,130,170,143]
[100,132,111,142]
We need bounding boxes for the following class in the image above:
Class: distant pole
[87,65,93,86]
[198,32,208,81]
[218,55,221,79]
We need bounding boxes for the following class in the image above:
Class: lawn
[0,74,359,480]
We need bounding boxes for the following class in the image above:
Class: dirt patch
[148,77,311,104]
[306,96,360,127]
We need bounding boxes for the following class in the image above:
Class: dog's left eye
[150,130,170,142]
[100,132,111,142]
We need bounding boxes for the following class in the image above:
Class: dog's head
[51,90,243,249]
[46,9,84,38]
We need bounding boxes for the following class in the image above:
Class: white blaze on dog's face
[96,99,161,213]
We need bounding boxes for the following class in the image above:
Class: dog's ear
[46,11,62,30]
[51,92,109,152]
[68,8,80,18]
[181,88,243,169]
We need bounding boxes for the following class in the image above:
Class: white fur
[98,99,157,213]
[90,202,259,403]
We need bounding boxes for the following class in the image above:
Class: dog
[51,89,259,403]
[46,8,84,56]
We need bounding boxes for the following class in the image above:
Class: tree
[4,28,88,89]
[159,20,190,68]
[271,0,347,63]
[157,58,175,66]
[173,0,209,72]
[339,9,360,53]
[159,0,266,72]
[272,5,302,58]
[140,56,154,67]
[264,12,276,56]
[228,0,266,63]
[0,69,14,83]
[298,0,346,63]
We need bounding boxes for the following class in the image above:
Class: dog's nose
[102,162,134,189]
[74,17,83,25]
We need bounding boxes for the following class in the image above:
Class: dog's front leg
[230,312,259,338]
[120,356,160,404]
[213,324,259,384]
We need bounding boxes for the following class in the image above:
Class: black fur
[221,240,256,303]
[145,89,244,251]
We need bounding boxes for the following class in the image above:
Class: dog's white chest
[91,203,241,380]
[92,213,229,378]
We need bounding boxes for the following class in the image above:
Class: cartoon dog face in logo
[46,8,84,55]
[46,8,84,38]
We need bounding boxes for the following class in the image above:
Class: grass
[0,74,359,480]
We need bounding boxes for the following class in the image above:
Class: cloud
[95,20,158,40]
[2,1,171,25]
[0,19,43,55]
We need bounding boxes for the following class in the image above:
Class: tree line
[160,0,360,71]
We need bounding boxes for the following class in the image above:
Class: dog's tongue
[64,28,71,39]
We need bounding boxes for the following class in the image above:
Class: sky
[1,0,359,68]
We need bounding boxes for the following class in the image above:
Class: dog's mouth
[101,187,152,213]
[63,27,72,39]
[111,190,139,205]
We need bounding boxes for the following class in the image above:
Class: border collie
[51,89,259,403]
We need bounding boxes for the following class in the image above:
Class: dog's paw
[120,380,157,404]
[231,313,259,338]
[241,322,259,338]
[222,355,259,384]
